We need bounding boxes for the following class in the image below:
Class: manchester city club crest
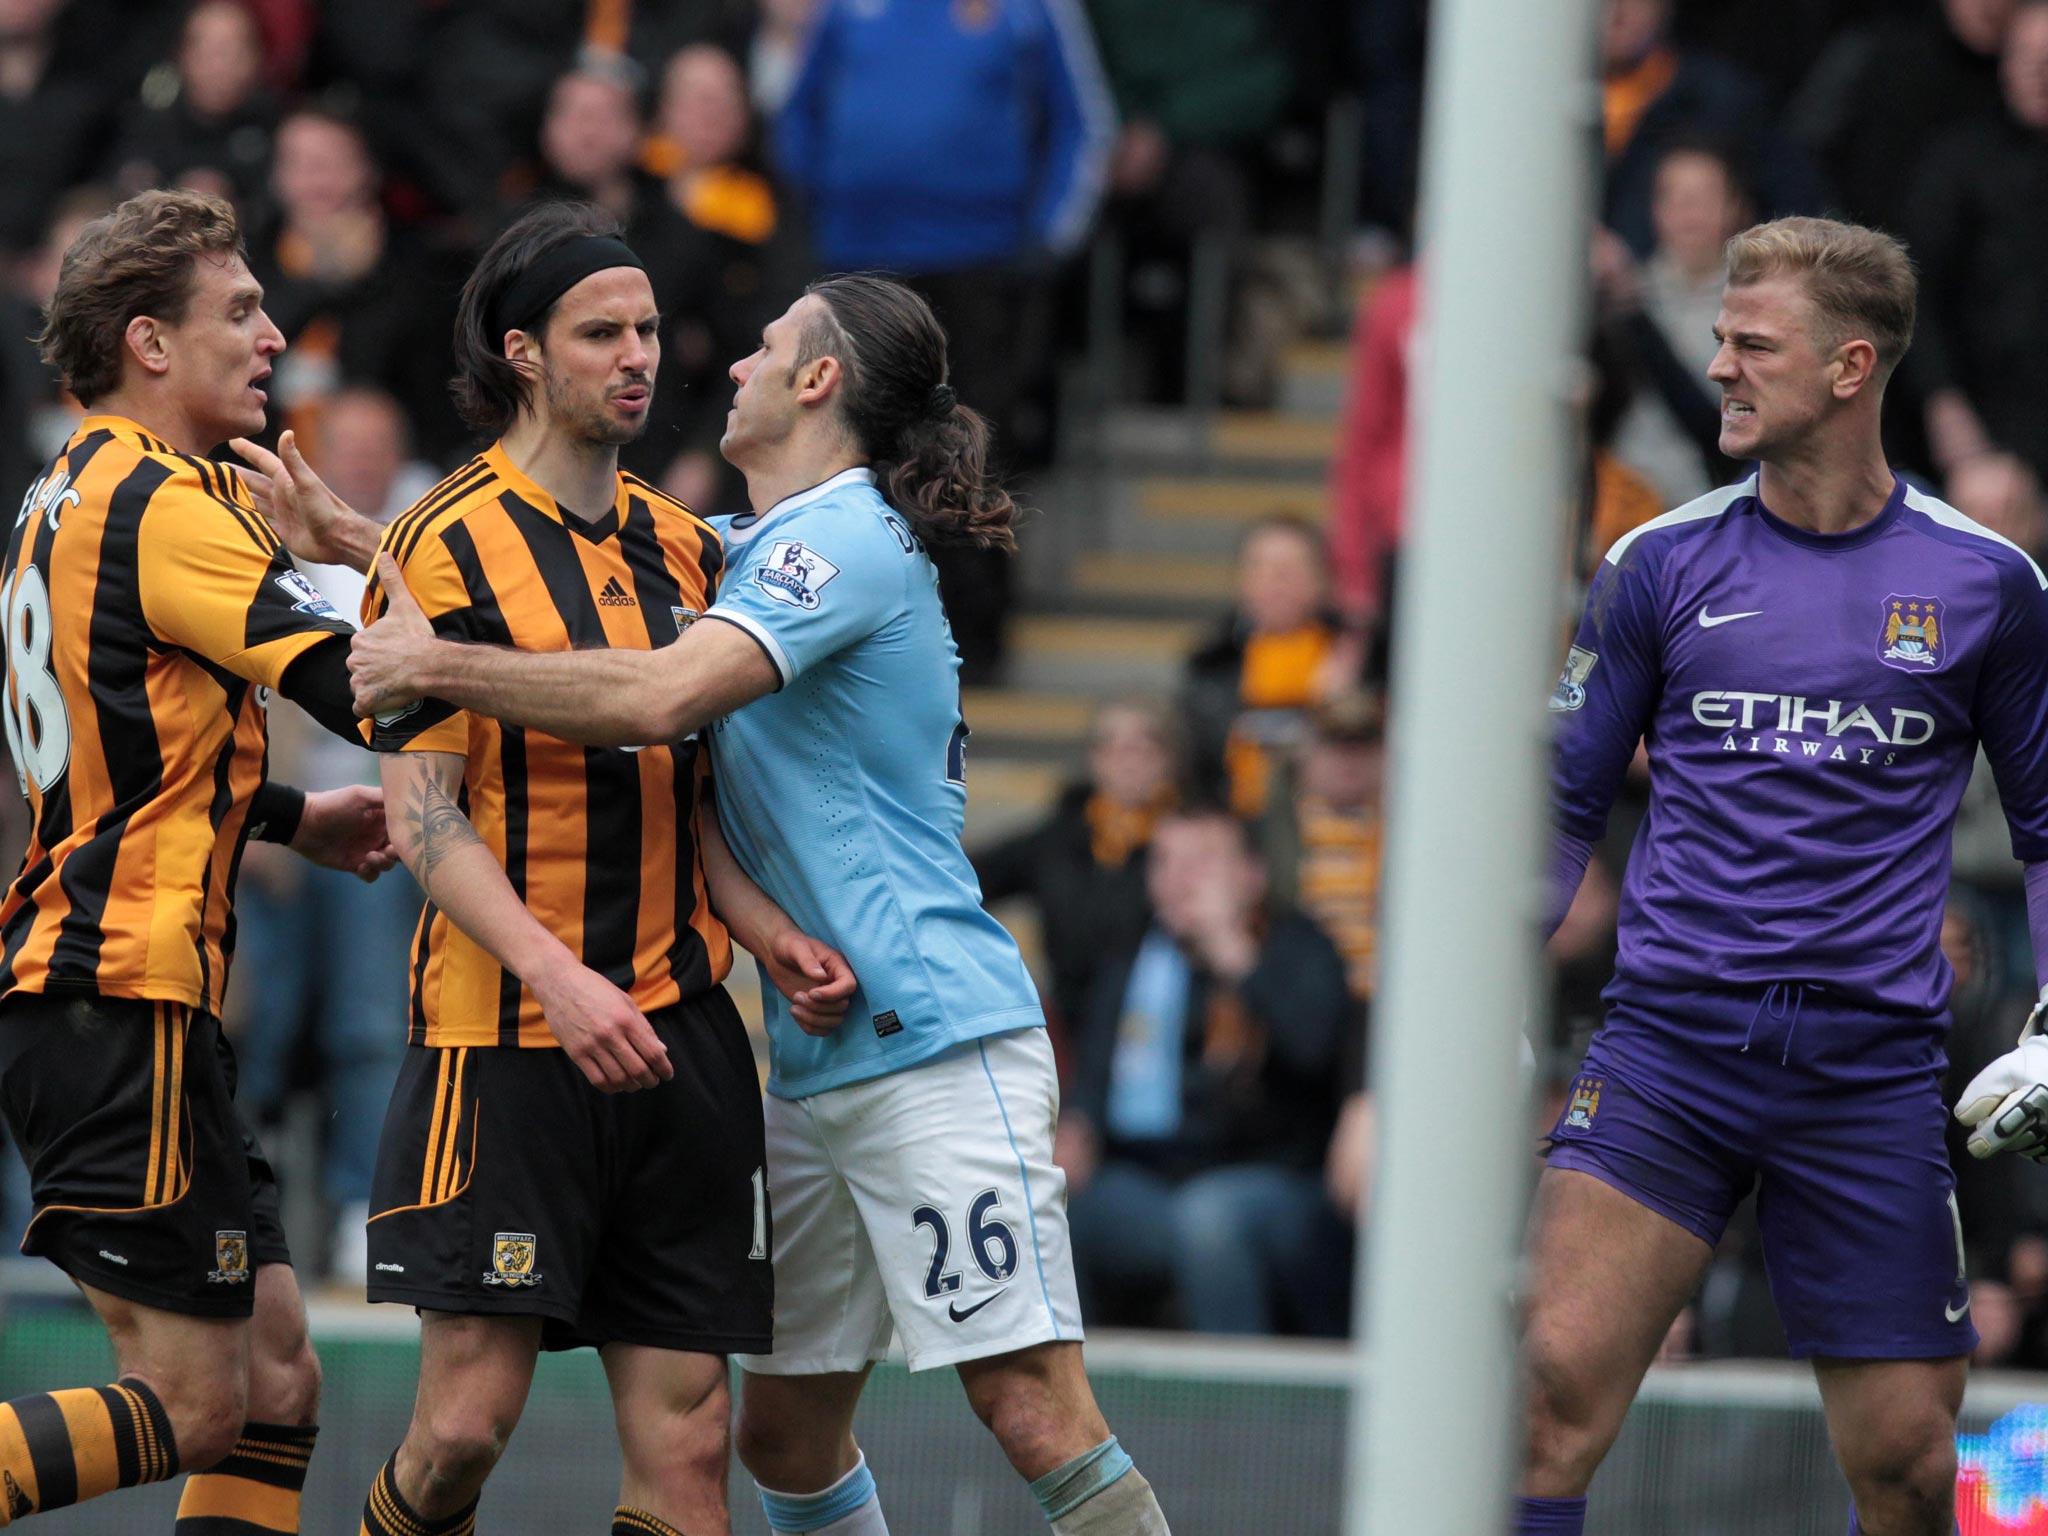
[483,1232,542,1288]
[207,1229,250,1285]
[1561,1076,1603,1134]
[1878,594,1945,671]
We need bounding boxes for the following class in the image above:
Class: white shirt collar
[724,466,878,546]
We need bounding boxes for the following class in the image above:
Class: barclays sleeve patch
[754,540,841,610]
[1548,645,1598,712]
[274,569,341,619]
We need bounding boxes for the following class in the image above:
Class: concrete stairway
[961,337,1348,846]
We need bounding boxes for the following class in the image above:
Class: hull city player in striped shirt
[262,202,857,1536]
[0,191,396,1533]
[334,276,1173,1534]
[1527,219,2048,1536]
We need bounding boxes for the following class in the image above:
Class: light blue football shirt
[702,467,1043,1098]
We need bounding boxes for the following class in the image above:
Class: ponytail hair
[797,273,1018,553]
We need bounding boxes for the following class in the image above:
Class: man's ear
[504,327,542,376]
[124,314,171,379]
[1831,337,1881,401]
[795,353,843,407]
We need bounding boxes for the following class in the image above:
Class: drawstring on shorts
[1743,981,1810,1065]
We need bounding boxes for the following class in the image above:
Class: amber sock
[175,1422,317,1532]
[0,1377,178,1524]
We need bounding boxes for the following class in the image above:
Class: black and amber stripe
[0,1378,177,1524]
[144,1002,189,1207]
[366,443,732,1051]
[360,1455,477,1536]
[613,1507,685,1536]
[173,1422,317,1534]
[418,1048,471,1208]
[0,415,352,1017]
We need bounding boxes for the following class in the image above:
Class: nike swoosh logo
[1698,606,1763,628]
[1947,1298,1971,1323]
[948,1294,1001,1323]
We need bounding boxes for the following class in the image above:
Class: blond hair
[1724,216,1916,380]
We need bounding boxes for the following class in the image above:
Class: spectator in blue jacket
[1058,805,1353,1336]
[774,0,1117,680]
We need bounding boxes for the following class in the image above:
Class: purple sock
[1514,1495,1587,1534]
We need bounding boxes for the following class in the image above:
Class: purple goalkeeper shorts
[1545,982,1976,1360]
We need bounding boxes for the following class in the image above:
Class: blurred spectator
[747,0,815,117]
[106,0,280,207]
[0,0,124,254]
[1261,691,1384,1003]
[1598,0,1825,259]
[1936,890,2048,1366]
[1578,326,1668,570]
[972,699,1178,1037]
[229,387,431,1282]
[1327,262,1416,627]
[531,58,655,225]
[1183,516,1346,818]
[255,104,464,461]
[1909,0,2048,483]
[625,42,811,515]
[0,184,106,493]
[1083,0,1294,404]
[776,0,1116,678]
[1946,450,2048,562]
[1059,806,1352,1334]
[1789,0,2010,240]
[1349,0,1426,240]
[1667,0,1866,110]
[1598,142,1750,507]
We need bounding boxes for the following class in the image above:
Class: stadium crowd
[6,0,2048,1376]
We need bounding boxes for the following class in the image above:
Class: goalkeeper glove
[1956,986,2048,1162]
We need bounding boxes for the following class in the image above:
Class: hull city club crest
[1879,595,1945,671]
[208,1229,250,1285]
[483,1232,542,1288]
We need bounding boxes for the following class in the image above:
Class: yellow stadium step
[1070,549,1236,605]
[963,758,1064,844]
[961,687,1095,746]
[1134,476,1328,526]
[1210,411,1339,465]
[1277,337,1352,418]
[1005,613,1205,697]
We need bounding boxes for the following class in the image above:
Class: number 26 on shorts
[912,1189,1018,1299]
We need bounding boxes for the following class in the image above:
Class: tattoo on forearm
[401,772,484,885]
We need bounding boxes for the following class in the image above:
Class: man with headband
[319,201,855,1536]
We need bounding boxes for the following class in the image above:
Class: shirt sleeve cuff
[703,607,794,689]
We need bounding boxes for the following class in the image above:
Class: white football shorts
[738,1025,1085,1375]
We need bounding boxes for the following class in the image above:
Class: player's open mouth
[1722,400,1754,421]
[249,370,270,403]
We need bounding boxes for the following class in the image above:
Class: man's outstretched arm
[351,553,780,745]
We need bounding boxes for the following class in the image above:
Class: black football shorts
[366,986,772,1354]
[0,989,288,1317]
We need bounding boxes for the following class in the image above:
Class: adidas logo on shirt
[598,576,635,607]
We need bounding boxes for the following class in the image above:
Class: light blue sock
[1513,1494,1586,1534]
[759,1453,882,1535]
[1029,1438,1135,1523]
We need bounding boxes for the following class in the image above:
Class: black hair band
[491,235,646,340]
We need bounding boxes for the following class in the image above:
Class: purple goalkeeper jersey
[1553,473,2048,1017]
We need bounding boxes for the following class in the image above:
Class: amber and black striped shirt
[0,415,354,1015]
[367,442,732,1049]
